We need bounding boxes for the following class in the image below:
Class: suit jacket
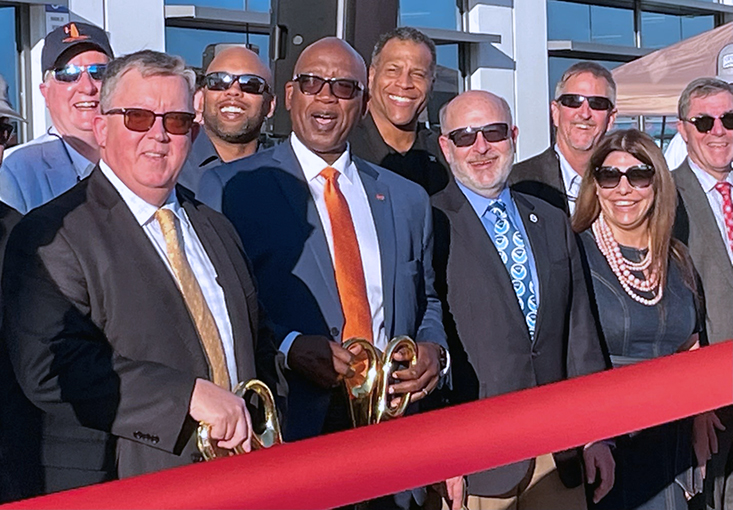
[2,168,277,495]
[509,147,570,214]
[673,160,733,344]
[430,180,607,496]
[199,141,447,442]
[0,132,90,214]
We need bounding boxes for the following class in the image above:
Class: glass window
[436,44,458,72]
[641,12,714,50]
[163,0,268,10]
[399,0,457,30]
[643,116,678,151]
[548,1,634,46]
[165,27,269,70]
[0,5,20,140]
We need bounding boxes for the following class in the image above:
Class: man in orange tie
[199,37,448,461]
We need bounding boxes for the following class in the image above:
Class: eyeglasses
[594,164,655,189]
[204,72,270,94]
[52,64,107,83]
[447,122,510,147]
[0,121,14,146]
[292,74,363,100]
[682,113,733,133]
[103,108,196,135]
[556,94,614,112]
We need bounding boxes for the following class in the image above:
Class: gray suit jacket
[509,147,570,214]
[673,160,733,344]
[0,132,90,214]
[199,141,447,441]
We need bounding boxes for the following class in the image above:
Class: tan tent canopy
[613,22,733,117]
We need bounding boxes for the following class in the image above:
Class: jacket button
[134,431,142,439]
[191,452,204,463]
[151,436,160,444]
[330,327,339,337]
[531,350,539,359]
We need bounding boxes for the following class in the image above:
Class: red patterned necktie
[320,167,373,342]
[715,181,733,252]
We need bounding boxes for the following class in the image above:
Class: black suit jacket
[1,168,277,495]
[509,147,570,214]
[430,181,607,496]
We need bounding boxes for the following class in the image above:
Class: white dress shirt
[281,133,387,357]
[555,144,582,215]
[100,161,239,388]
[687,157,733,264]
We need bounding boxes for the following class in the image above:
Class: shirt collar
[289,132,354,184]
[554,144,582,199]
[99,159,184,227]
[455,180,514,218]
[687,156,733,192]
[50,125,95,178]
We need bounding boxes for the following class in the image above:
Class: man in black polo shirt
[350,27,449,195]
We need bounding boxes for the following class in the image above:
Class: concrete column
[466,0,549,161]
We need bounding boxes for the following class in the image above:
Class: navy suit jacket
[199,141,447,441]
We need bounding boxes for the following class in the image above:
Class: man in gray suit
[0,22,113,213]
[673,77,733,510]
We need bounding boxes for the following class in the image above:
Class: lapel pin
[529,213,538,223]
[376,193,385,201]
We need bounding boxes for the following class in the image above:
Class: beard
[203,98,270,145]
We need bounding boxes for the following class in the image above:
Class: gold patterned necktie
[155,208,231,389]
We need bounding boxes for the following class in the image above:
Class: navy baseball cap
[42,22,113,73]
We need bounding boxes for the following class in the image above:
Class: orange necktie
[320,167,373,342]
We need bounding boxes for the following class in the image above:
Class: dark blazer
[509,147,570,214]
[430,180,607,496]
[2,168,277,495]
[673,159,733,344]
[199,141,447,441]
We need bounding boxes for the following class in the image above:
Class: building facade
[0,0,731,158]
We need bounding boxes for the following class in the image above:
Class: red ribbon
[6,342,732,509]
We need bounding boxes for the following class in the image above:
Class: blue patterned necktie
[486,201,538,337]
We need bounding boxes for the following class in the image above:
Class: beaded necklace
[591,213,663,306]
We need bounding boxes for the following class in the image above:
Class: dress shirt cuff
[279,331,302,370]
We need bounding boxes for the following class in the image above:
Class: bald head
[285,37,367,164]
[440,90,512,134]
[293,37,367,85]
[206,46,272,87]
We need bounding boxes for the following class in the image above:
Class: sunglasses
[0,121,14,146]
[594,164,655,189]
[447,122,510,147]
[103,108,196,135]
[682,113,733,133]
[292,74,363,100]
[204,72,270,94]
[52,64,107,83]
[556,94,614,112]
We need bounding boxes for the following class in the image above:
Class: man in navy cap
[0,22,113,213]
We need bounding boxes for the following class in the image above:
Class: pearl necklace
[592,214,663,306]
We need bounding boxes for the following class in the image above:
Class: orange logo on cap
[62,23,90,43]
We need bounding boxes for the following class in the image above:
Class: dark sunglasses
[447,122,510,147]
[204,72,270,94]
[682,113,733,133]
[103,108,196,135]
[556,94,614,112]
[292,74,363,100]
[52,64,107,83]
[594,164,655,189]
[0,121,14,146]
